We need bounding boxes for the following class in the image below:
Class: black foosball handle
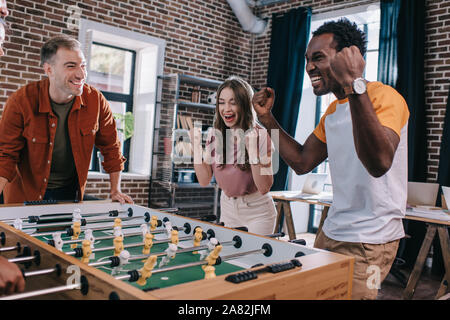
[24,200,59,206]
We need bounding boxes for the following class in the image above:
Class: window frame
[88,41,137,173]
[79,18,166,178]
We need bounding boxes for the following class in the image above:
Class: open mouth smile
[223,113,236,123]
[310,75,323,87]
[70,80,84,88]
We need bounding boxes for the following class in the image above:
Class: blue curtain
[396,0,427,183]
[266,7,311,191]
[378,0,430,272]
[377,0,400,87]
[378,0,427,183]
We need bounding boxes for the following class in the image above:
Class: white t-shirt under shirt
[313,81,410,244]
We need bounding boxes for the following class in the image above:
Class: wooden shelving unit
[149,73,222,219]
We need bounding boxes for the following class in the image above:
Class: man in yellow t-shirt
[253,18,409,300]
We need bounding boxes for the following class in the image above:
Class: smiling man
[0,35,133,204]
[253,19,409,300]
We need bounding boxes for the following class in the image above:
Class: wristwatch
[343,78,367,96]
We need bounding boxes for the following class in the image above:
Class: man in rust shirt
[0,35,133,204]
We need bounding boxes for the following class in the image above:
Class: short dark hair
[40,35,81,66]
[312,18,367,57]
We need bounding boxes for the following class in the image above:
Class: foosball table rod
[0,208,133,225]
[57,224,192,246]
[87,237,238,268]
[140,248,267,276]
[111,247,267,286]
[15,215,141,231]
[33,220,185,238]
[0,276,89,300]
[8,252,40,267]
[22,264,61,278]
[0,243,21,253]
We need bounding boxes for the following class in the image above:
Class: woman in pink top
[192,76,277,235]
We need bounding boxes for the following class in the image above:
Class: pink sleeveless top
[206,126,272,197]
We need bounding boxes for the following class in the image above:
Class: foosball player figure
[201,244,222,280]
[112,250,130,276]
[52,232,64,251]
[140,224,149,240]
[114,218,122,228]
[205,244,222,266]
[159,243,178,268]
[193,227,203,254]
[72,208,82,222]
[150,215,158,231]
[81,240,92,264]
[202,265,217,280]
[170,229,179,245]
[84,229,96,260]
[164,221,173,237]
[71,221,81,249]
[114,225,124,238]
[200,237,218,260]
[142,232,155,260]
[13,218,23,230]
[114,236,124,256]
[137,255,157,286]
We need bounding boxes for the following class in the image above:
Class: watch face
[353,79,367,95]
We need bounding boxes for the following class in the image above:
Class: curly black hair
[312,18,367,57]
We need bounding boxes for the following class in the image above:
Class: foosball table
[0,201,354,300]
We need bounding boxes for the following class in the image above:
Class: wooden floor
[280,232,445,300]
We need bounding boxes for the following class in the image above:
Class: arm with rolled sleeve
[0,95,25,195]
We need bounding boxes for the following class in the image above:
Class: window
[88,42,136,172]
[78,19,166,177]
[288,4,381,233]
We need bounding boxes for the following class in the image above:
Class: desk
[401,215,450,300]
[270,191,331,241]
[269,192,450,300]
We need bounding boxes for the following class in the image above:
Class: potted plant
[97,112,134,173]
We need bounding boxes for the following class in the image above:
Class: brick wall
[424,0,450,181]
[0,0,448,210]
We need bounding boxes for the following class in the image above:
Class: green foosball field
[35,230,243,291]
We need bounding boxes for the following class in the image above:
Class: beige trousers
[220,191,277,235]
[314,229,399,300]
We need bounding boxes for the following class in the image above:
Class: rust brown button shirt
[0,78,125,204]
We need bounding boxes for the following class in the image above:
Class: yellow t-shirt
[313,81,409,142]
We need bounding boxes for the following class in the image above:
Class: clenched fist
[329,45,365,88]
[0,256,25,295]
[252,87,275,119]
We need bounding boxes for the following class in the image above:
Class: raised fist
[329,46,365,88]
[252,87,275,118]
